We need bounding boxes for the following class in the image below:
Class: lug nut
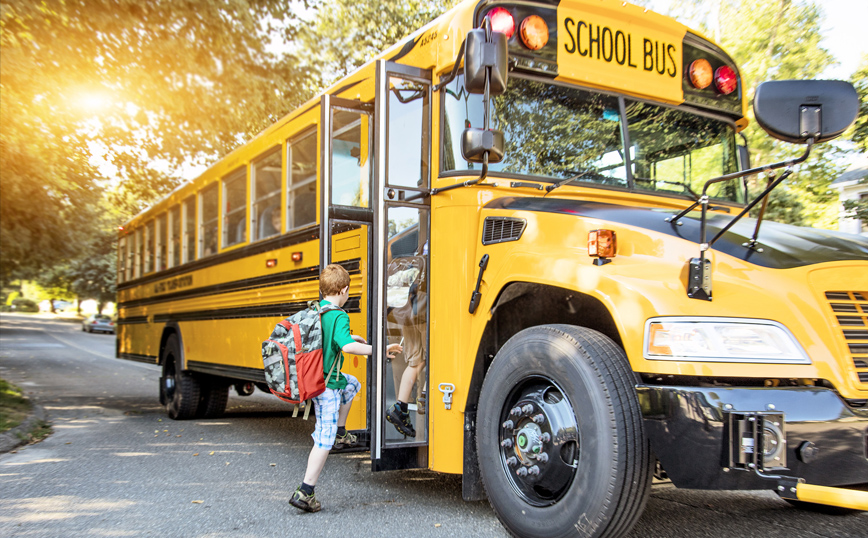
[536,453,549,463]
[502,420,514,429]
[516,467,528,477]
[506,456,518,467]
[528,466,540,476]
[510,407,522,416]
[540,432,551,443]
[532,414,545,424]
[521,404,534,414]
[501,439,513,448]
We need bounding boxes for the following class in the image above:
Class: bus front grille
[826,291,868,385]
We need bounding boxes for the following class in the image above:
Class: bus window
[118,237,126,284]
[200,185,218,257]
[387,78,429,189]
[156,213,167,271]
[223,168,247,248]
[625,100,742,203]
[145,220,155,274]
[331,110,371,208]
[252,150,282,241]
[168,205,180,268]
[288,131,317,229]
[442,76,626,187]
[182,196,196,263]
[126,232,134,281]
[135,227,143,279]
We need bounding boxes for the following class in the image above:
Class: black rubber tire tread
[476,324,651,538]
[197,380,229,418]
[162,334,201,420]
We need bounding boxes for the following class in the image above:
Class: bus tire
[161,334,201,420]
[476,325,651,538]
[197,379,229,418]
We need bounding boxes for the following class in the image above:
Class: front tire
[477,325,651,538]
[161,334,201,420]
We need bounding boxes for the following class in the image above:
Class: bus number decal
[154,275,193,294]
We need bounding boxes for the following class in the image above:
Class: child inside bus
[289,263,402,513]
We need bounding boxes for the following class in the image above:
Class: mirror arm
[432,39,467,93]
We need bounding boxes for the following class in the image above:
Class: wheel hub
[500,383,579,505]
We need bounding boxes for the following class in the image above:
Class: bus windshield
[442,76,743,203]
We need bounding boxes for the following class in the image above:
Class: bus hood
[484,197,868,269]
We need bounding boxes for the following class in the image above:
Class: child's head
[320,263,350,297]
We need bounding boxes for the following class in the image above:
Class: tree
[1,0,319,283]
[850,55,868,153]
[303,0,458,85]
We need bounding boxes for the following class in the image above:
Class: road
[0,313,864,537]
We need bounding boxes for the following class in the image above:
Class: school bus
[116,0,868,535]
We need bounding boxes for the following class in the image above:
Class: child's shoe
[386,403,416,437]
[289,487,321,513]
[333,430,358,450]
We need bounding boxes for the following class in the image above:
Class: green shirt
[320,299,355,390]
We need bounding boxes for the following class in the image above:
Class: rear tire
[197,379,229,418]
[161,334,201,420]
[477,325,651,538]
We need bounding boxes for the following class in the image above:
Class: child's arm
[342,341,402,358]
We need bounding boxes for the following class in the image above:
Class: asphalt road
[1,313,865,538]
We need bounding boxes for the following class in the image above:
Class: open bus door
[319,93,375,438]
[371,61,432,471]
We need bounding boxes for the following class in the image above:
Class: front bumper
[637,385,868,491]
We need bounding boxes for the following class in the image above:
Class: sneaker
[386,403,416,437]
[289,487,321,513]
[333,430,358,450]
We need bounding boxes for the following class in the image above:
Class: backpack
[261,301,343,418]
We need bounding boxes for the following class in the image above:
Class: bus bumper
[637,385,868,507]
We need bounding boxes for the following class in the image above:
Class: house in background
[832,153,868,236]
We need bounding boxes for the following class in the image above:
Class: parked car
[82,314,115,334]
[9,298,39,312]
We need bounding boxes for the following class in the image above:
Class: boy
[289,264,402,513]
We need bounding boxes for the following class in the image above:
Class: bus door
[372,60,432,471]
[320,94,374,434]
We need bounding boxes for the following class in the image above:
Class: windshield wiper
[544,170,593,194]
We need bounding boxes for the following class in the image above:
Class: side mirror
[461,129,504,163]
[464,28,507,95]
[753,80,859,144]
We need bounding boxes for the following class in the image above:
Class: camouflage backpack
[261,301,343,417]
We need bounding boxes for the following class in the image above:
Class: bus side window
[223,167,247,248]
[252,149,281,241]
[168,205,180,268]
[182,196,196,263]
[156,213,167,271]
[135,227,143,279]
[288,130,317,229]
[200,185,218,257]
[145,220,155,274]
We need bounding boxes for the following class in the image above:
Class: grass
[0,377,52,444]
[0,378,30,433]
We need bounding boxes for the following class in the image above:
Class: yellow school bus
[117,0,868,535]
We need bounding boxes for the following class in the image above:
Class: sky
[815,0,867,80]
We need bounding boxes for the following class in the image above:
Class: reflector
[588,229,616,258]
[714,65,737,95]
[689,59,712,90]
[520,15,548,50]
[487,7,515,38]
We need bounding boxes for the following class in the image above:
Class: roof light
[519,15,548,50]
[487,7,515,38]
[714,65,737,95]
[688,59,712,90]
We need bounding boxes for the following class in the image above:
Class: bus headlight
[644,317,811,364]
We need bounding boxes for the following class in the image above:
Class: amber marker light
[519,15,549,50]
[588,229,616,265]
[689,59,712,89]
[487,6,515,38]
[291,252,303,262]
[266,258,278,268]
[714,65,737,95]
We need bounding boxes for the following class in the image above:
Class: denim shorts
[311,373,360,450]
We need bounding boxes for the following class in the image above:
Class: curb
[0,404,48,454]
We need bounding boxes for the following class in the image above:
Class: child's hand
[385,343,403,359]
[352,334,368,345]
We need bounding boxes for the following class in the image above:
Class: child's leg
[304,389,341,486]
[303,447,330,486]
[337,374,361,428]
